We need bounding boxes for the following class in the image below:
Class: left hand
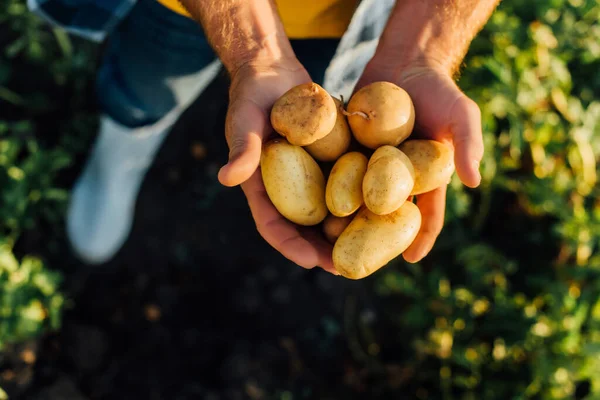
[355,64,484,263]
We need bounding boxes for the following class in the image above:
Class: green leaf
[0,386,8,400]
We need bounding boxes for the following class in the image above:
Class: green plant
[0,0,97,350]
[2,0,600,398]
[0,244,64,350]
[0,120,73,350]
[354,1,600,399]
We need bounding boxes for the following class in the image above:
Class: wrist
[366,0,500,83]
[228,56,310,107]
[365,52,453,85]
[367,27,463,83]
[179,0,298,79]
[224,32,298,78]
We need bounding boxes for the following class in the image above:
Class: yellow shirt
[156,0,358,39]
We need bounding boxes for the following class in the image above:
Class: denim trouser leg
[95,0,342,129]
[66,0,349,264]
[95,0,218,128]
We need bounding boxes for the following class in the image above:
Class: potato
[367,144,405,168]
[333,202,421,279]
[346,81,415,149]
[326,152,369,217]
[305,98,352,162]
[399,139,455,195]
[322,214,353,244]
[261,139,327,225]
[270,82,337,146]
[363,146,415,215]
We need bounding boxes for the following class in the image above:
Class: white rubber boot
[67,60,221,264]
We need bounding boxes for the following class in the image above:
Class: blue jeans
[97,0,341,128]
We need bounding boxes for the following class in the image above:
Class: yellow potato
[326,152,369,217]
[322,214,353,244]
[305,98,352,162]
[363,146,415,215]
[367,145,404,168]
[270,82,337,146]
[261,139,327,226]
[399,139,455,195]
[333,202,422,279]
[346,81,415,149]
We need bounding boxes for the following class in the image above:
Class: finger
[450,96,484,188]
[241,170,336,273]
[403,185,446,263]
[218,99,267,187]
[294,227,336,273]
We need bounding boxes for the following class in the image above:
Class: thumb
[218,99,267,187]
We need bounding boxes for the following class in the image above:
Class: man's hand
[356,0,500,263]
[357,67,483,263]
[179,0,336,273]
[218,60,337,273]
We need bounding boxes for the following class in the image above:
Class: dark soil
[1,71,387,400]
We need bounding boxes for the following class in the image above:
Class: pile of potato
[261,81,455,280]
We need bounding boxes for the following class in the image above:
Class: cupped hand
[217,60,337,274]
[356,66,484,263]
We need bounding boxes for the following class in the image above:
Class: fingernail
[473,160,482,184]
[415,241,434,262]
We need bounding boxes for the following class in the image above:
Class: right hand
[217,59,338,275]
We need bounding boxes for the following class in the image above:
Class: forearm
[371,0,501,80]
[178,0,295,75]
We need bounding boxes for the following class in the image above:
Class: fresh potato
[305,98,352,162]
[399,139,455,195]
[322,214,353,244]
[270,82,337,146]
[326,152,369,217]
[261,139,327,225]
[346,81,415,149]
[363,146,415,215]
[333,202,422,279]
[367,145,405,168]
